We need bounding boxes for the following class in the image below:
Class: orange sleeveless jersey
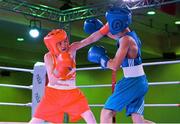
[51,53,76,80]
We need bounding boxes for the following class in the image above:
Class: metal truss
[0,0,179,23]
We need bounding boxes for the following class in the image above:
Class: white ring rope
[0,102,179,107]
[77,60,180,71]
[0,81,179,89]
[0,60,179,110]
[0,102,32,107]
[142,60,180,66]
[149,81,180,86]
[78,84,111,88]
[0,66,33,73]
[144,104,180,107]
[89,104,180,107]
[77,67,101,71]
[0,84,32,90]
[0,60,180,72]
[78,81,180,88]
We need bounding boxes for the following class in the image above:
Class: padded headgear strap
[106,7,132,35]
[44,29,68,55]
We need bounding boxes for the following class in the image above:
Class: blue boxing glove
[88,46,110,68]
[84,18,103,34]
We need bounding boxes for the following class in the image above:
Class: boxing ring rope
[0,60,180,72]
[142,60,180,66]
[0,60,180,117]
[0,81,179,107]
[89,104,180,107]
[77,60,180,71]
[0,81,179,89]
[0,102,179,107]
[0,102,32,107]
[0,81,179,108]
[0,60,179,90]
[0,66,33,73]
[78,81,180,88]
[149,81,180,86]
[0,84,32,90]
[1,60,177,72]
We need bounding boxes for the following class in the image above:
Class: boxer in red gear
[29,29,96,123]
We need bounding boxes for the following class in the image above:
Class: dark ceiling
[0,0,180,69]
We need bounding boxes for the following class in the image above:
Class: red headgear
[44,29,68,55]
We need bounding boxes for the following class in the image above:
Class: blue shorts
[104,75,148,116]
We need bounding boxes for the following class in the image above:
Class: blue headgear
[105,7,132,35]
[83,18,103,34]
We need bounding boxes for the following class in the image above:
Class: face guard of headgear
[105,7,132,35]
[44,29,68,55]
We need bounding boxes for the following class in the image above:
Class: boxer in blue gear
[80,7,154,123]
[103,31,148,116]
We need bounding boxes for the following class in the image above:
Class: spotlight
[29,19,41,38]
[175,21,180,25]
[29,28,39,38]
[147,11,156,15]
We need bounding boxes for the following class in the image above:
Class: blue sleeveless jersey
[117,31,142,67]
[104,31,148,116]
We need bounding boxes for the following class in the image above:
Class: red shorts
[34,87,90,123]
